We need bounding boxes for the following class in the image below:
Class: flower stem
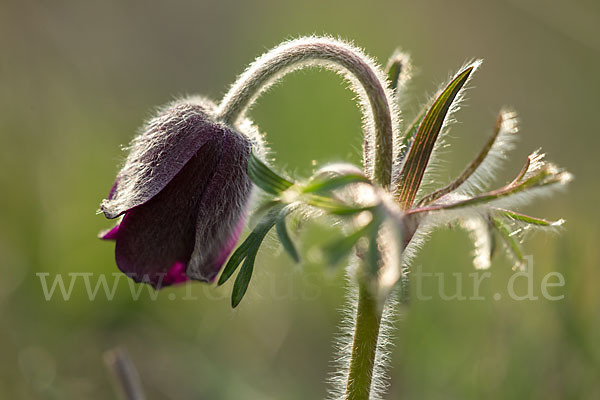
[104,347,146,400]
[217,37,394,188]
[345,277,383,400]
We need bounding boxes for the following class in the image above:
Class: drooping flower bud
[99,97,255,288]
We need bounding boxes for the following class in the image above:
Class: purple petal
[101,98,219,219]
[99,224,120,240]
[100,96,255,288]
[186,131,252,282]
[213,216,246,273]
[162,262,190,286]
[114,139,223,287]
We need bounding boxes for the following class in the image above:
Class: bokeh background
[1,0,599,399]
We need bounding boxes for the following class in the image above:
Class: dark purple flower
[99,97,253,288]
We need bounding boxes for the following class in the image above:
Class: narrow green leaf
[248,152,294,195]
[218,232,255,286]
[396,64,477,209]
[305,194,376,216]
[323,221,375,266]
[395,102,429,166]
[407,162,571,215]
[498,209,564,227]
[248,161,289,194]
[248,199,282,227]
[302,173,369,194]
[417,112,504,206]
[231,244,259,308]
[510,157,531,186]
[276,207,300,263]
[229,208,279,307]
[491,217,524,269]
[385,49,411,91]
[386,61,402,90]
[400,101,428,148]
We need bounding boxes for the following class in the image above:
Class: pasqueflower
[99,97,254,288]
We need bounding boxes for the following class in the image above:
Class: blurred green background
[1,0,598,398]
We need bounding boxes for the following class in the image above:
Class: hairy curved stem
[216,37,394,188]
[345,277,383,400]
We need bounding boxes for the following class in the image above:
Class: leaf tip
[552,218,566,227]
[217,274,228,286]
[559,171,574,185]
[469,58,484,72]
[231,297,241,308]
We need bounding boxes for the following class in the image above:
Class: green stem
[342,43,394,398]
[345,277,383,400]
